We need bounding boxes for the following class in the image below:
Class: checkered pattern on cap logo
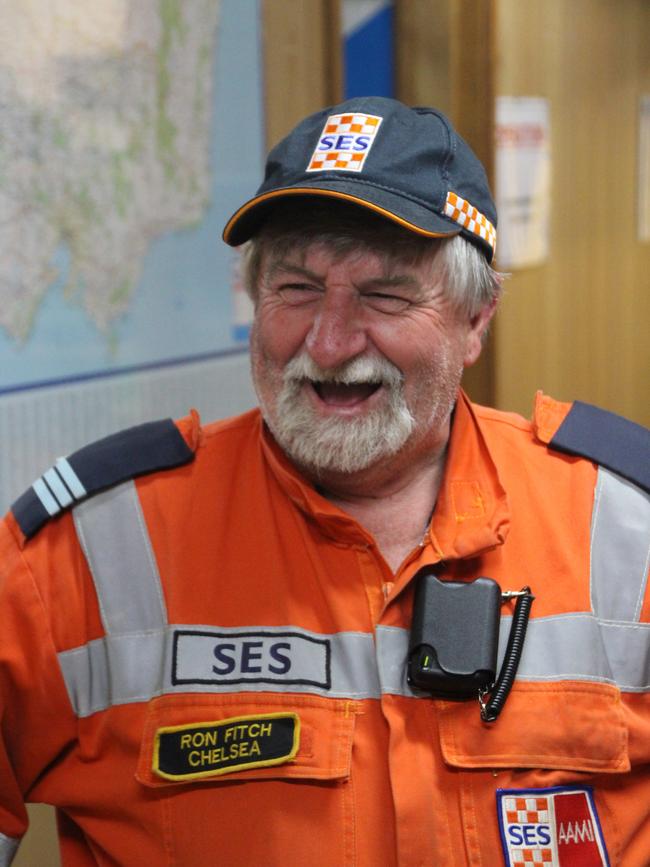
[307,113,382,173]
[444,191,497,254]
[308,150,366,172]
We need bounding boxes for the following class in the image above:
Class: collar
[259,389,510,561]
[531,390,573,444]
[427,390,510,561]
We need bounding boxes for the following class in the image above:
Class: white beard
[258,352,416,475]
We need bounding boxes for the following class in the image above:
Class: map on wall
[0,0,261,394]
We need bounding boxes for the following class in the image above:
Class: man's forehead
[261,239,440,282]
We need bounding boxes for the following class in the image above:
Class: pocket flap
[439,682,629,773]
[136,692,361,787]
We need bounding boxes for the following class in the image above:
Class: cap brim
[222,182,463,247]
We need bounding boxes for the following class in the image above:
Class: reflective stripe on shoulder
[590,467,650,622]
[58,615,650,718]
[0,832,20,866]
[73,480,167,634]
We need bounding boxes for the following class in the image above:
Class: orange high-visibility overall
[0,391,648,866]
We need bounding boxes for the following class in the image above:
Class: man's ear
[463,298,498,367]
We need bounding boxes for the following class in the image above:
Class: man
[1,97,648,866]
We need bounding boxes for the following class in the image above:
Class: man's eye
[277,284,322,305]
[364,292,411,313]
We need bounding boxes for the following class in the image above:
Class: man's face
[250,240,488,480]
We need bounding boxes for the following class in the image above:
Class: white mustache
[282,352,403,388]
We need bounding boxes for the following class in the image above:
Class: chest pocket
[434,682,634,865]
[136,692,360,787]
[437,681,629,774]
[136,693,361,866]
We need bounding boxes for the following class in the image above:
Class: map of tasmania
[0,0,220,342]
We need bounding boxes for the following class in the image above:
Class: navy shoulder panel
[550,401,650,493]
[12,418,195,541]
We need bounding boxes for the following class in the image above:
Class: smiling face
[250,231,493,486]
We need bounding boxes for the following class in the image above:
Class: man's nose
[304,290,367,370]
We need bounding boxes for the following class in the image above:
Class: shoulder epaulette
[549,401,650,494]
[11,418,195,541]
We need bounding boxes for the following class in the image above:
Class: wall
[263,0,342,147]
[494,0,650,425]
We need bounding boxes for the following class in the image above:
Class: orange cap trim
[222,187,459,244]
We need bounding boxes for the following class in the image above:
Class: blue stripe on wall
[344,4,394,98]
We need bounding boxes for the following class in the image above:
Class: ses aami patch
[153,713,300,781]
[497,786,610,867]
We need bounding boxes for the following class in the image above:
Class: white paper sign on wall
[495,97,551,269]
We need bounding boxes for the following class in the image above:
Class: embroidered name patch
[307,112,382,172]
[172,629,331,689]
[153,713,300,781]
[497,786,610,866]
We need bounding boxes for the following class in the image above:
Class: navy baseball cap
[222,96,497,263]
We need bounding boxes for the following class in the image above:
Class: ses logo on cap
[307,112,382,173]
[497,786,610,866]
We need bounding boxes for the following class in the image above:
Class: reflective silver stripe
[590,468,650,622]
[32,477,59,516]
[58,615,650,717]
[59,626,382,717]
[0,832,20,865]
[73,481,167,635]
[376,626,414,696]
[598,621,650,691]
[43,466,73,508]
[377,618,650,696]
[496,615,650,691]
[59,631,167,718]
[55,457,87,499]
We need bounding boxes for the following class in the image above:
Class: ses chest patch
[172,629,331,689]
[153,713,300,781]
[497,787,610,866]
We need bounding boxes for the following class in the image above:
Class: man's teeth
[312,381,381,405]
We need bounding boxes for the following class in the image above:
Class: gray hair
[242,198,504,318]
